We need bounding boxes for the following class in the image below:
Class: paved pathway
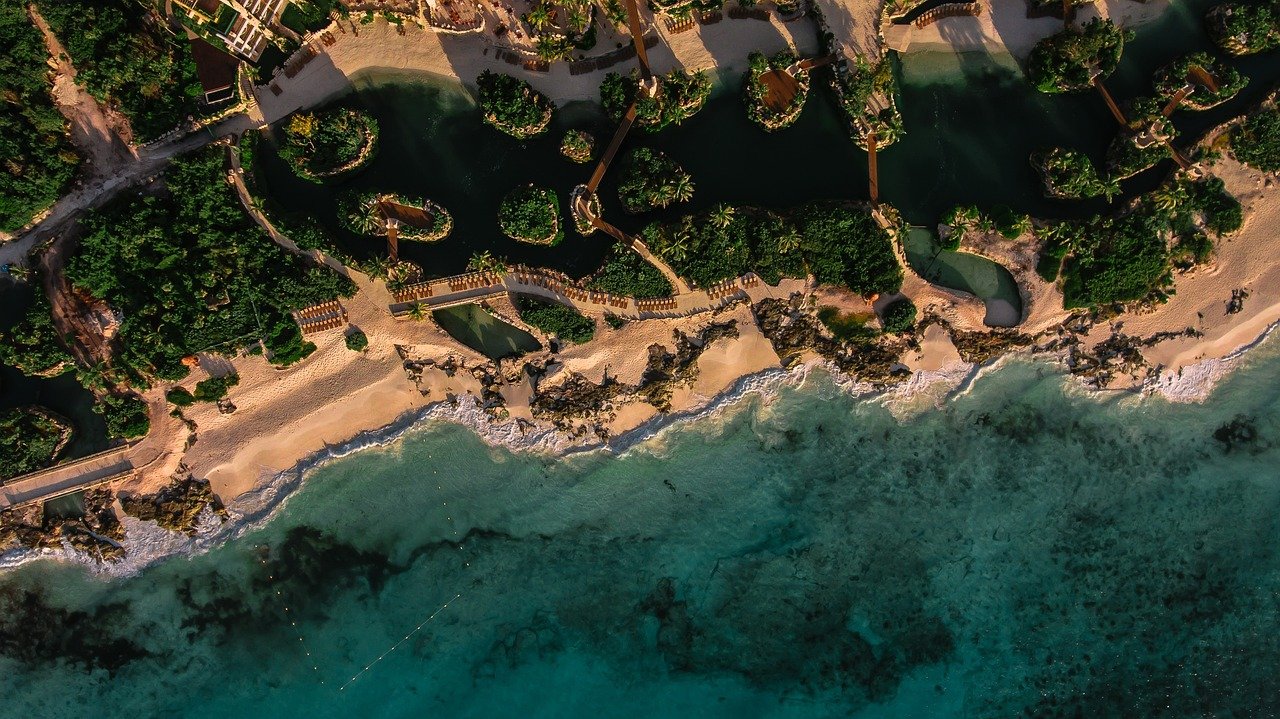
[0,446,134,510]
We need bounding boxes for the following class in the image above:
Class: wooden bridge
[0,445,135,510]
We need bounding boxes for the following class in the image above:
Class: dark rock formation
[753,295,907,384]
[120,476,227,535]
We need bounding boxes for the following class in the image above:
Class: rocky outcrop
[0,489,126,562]
[120,476,227,536]
[753,295,908,385]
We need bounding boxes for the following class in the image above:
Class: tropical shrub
[1206,0,1280,55]
[600,69,712,131]
[166,387,196,406]
[95,393,150,439]
[1231,102,1280,172]
[517,297,595,344]
[0,407,70,480]
[0,0,80,231]
[1032,147,1119,200]
[193,373,239,402]
[499,184,562,244]
[560,129,595,163]
[1061,211,1171,307]
[476,70,554,138]
[583,243,674,299]
[345,329,369,351]
[616,148,695,213]
[0,284,76,376]
[879,298,917,334]
[1027,19,1131,93]
[817,306,877,342]
[279,107,378,182]
[36,0,200,140]
[1107,130,1174,178]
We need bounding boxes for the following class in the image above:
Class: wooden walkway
[0,445,134,510]
[587,102,639,193]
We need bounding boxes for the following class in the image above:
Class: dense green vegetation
[1027,19,1131,93]
[744,51,808,131]
[1032,147,1119,200]
[95,393,149,439]
[194,373,239,402]
[1153,52,1248,110]
[280,0,336,33]
[0,284,75,376]
[279,108,379,182]
[338,190,452,241]
[833,57,904,146]
[1107,129,1174,178]
[37,0,200,140]
[582,243,674,299]
[166,387,196,406]
[560,129,594,163]
[0,0,80,232]
[1052,176,1243,306]
[816,306,877,342]
[616,148,694,213]
[600,69,712,132]
[344,329,368,351]
[517,297,595,344]
[1231,100,1280,171]
[498,184,562,244]
[642,202,901,294]
[0,407,68,481]
[66,147,355,388]
[1207,0,1280,55]
[879,298,917,334]
[476,70,553,139]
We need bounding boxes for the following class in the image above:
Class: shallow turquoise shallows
[3,338,1280,717]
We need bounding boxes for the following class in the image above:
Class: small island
[834,57,904,148]
[1153,52,1247,111]
[1207,0,1280,55]
[600,69,713,132]
[617,148,695,214]
[744,51,810,132]
[499,184,562,245]
[1032,147,1119,200]
[340,190,454,242]
[560,130,595,163]
[476,70,554,139]
[1027,19,1131,94]
[279,107,379,182]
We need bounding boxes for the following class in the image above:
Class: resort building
[172,0,291,61]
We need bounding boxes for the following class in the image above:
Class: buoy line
[339,593,462,692]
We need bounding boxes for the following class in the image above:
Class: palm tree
[526,4,554,31]
[535,36,571,62]
[566,7,588,33]
[408,302,427,321]
[710,204,735,229]
[777,229,801,254]
[672,175,694,204]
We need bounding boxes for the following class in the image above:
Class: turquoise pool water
[431,303,542,359]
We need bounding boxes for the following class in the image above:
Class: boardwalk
[0,446,135,510]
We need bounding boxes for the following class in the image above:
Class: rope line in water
[257,547,325,683]
[339,594,462,692]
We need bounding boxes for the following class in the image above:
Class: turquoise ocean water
[2,345,1279,718]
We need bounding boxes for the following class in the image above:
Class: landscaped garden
[0,406,71,481]
[476,70,554,139]
[1027,19,1131,93]
[339,190,453,241]
[833,57,904,147]
[616,148,695,213]
[279,107,379,182]
[1032,147,1119,200]
[499,184,562,245]
[601,69,713,132]
[744,51,809,132]
[516,296,596,344]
